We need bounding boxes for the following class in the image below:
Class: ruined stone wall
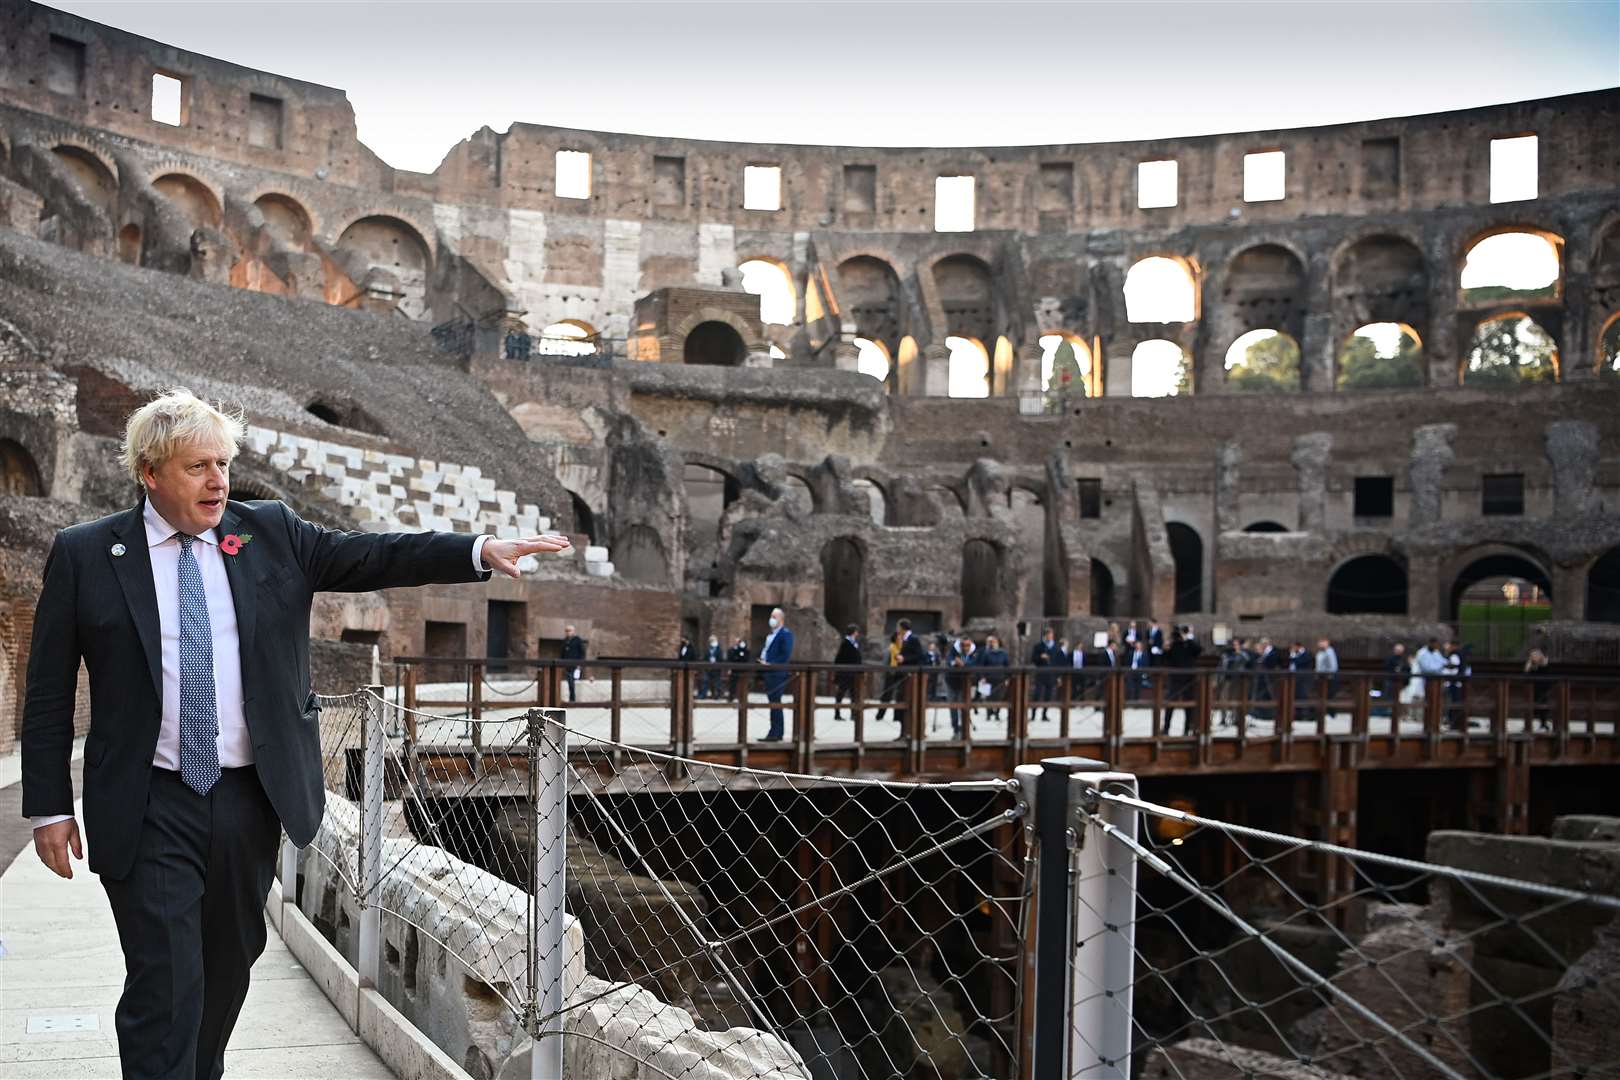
[1,0,1618,664]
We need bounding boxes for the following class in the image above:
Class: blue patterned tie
[176,534,221,795]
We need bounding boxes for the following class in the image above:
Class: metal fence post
[1019,756,1111,1079]
[358,684,386,989]
[528,708,567,1080]
[1067,767,1140,1078]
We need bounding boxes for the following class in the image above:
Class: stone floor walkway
[0,795,394,1079]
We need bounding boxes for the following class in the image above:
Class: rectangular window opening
[1360,137,1401,199]
[1039,162,1075,212]
[1490,135,1538,204]
[843,164,876,213]
[1243,150,1286,202]
[151,71,186,126]
[934,175,975,232]
[653,155,685,206]
[1353,476,1395,518]
[1077,479,1102,520]
[1482,474,1525,516]
[248,93,283,149]
[555,149,591,199]
[47,35,86,97]
[743,165,782,211]
[1137,160,1178,209]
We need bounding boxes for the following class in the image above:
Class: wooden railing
[385,657,1619,778]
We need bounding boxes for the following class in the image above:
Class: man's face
[144,438,232,538]
[565,626,576,637]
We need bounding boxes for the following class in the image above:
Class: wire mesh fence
[282,690,1618,1080]
[288,689,1033,1078]
[1047,766,1620,1080]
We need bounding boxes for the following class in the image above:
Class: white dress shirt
[34,514,491,830]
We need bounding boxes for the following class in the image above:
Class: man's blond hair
[120,388,246,487]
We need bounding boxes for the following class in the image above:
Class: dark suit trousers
[101,767,281,1080]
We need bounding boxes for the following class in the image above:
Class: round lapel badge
[111,543,127,557]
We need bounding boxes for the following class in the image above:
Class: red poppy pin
[221,533,252,556]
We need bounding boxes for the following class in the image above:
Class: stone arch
[1460,311,1559,385]
[821,537,868,635]
[1166,521,1203,614]
[1090,559,1116,618]
[738,256,797,326]
[769,473,810,516]
[1326,554,1408,615]
[1446,545,1553,621]
[932,254,994,343]
[1125,255,1198,324]
[682,320,747,366]
[1338,322,1425,390]
[1331,232,1429,330]
[946,336,990,398]
[836,255,903,355]
[0,438,44,496]
[1216,243,1307,342]
[50,144,118,213]
[1039,332,1094,396]
[1458,225,1563,304]
[1223,329,1301,393]
[567,490,599,546]
[1244,521,1290,533]
[613,524,668,586]
[1587,545,1620,624]
[683,462,739,551]
[1599,310,1620,379]
[851,477,887,526]
[118,222,142,264]
[671,307,759,364]
[1131,340,1190,397]
[335,214,433,319]
[150,170,222,231]
[253,192,313,249]
[961,538,1005,623]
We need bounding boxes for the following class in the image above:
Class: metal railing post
[1067,764,1140,1079]
[1018,756,1123,1079]
[358,684,386,989]
[528,708,567,1080]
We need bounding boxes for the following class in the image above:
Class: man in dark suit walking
[560,624,586,703]
[831,624,862,721]
[760,607,795,741]
[22,389,570,1080]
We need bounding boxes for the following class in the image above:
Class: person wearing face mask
[700,634,723,700]
[726,636,751,701]
[760,608,794,741]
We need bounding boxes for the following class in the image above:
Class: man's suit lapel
[110,506,162,698]
[217,506,257,664]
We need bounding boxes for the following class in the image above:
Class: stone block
[585,561,614,577]
[584,545,609,563]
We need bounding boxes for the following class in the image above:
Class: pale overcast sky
[42,0,1620,173]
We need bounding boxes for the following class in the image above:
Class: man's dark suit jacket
[22,499,489,880]
[762,627,795,696]
[833,637,862,666]
[897,634,926,666]
[560,635,586,661]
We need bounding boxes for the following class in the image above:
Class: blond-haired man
[22,388,568,1080]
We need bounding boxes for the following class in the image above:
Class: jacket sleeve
[21,534,81,818]
[281,504,492,593]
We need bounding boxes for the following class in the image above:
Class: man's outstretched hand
[34,818,83,879]
[483,534,572,578]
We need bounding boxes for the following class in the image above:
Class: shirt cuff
[31,814,74,831]
[472,534,490,573]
